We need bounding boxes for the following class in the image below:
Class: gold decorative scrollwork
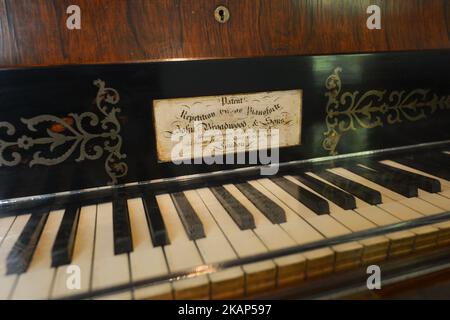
[0,79,128,184]
[323,67,450,155]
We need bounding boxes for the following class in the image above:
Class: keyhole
[214,6,230,23]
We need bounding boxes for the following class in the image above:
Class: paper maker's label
[153,90,302,162]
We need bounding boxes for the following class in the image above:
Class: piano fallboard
[0,50,449,200]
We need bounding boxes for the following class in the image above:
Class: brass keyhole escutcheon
[214,6,230,23]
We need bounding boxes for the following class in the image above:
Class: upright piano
[0,0,449,299]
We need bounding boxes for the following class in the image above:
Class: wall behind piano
[0,0,449,68]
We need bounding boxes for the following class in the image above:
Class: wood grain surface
[0,0,449,67]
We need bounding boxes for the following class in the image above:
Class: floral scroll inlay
[0,79,128,184]
[323,67,450,155]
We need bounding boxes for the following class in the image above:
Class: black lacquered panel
[0,50,449,200]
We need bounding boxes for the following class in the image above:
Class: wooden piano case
[0,0,449,299]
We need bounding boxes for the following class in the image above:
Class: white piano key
[51,205,96,299]
[223,184,306,287]
[377,201,423,221]
[258,178,363,272]
[0,214,30,299]
[0,216,16,296]
[259,178,351,237]
[196,187,277,295]
[248,180,325,244]
[11,210,64,300]
[91,203,131,293]
[127,198,172,300]
[330,168,434,255]
[293,170,441,259]
[184,190,244,299]
[398,197,443,216]
[156,194,209,299]
[354,205,401,225]
[412,225,439,251]
[0,275,16,300]
[357,208,439,256]
[358,210,415,256]
[0,216,15,245]
[276,175,396,264]
[248,180,336,277]
[434,220,450,246]
[418,191,450,211]
[0,214,31,276]
[399,197,445,216]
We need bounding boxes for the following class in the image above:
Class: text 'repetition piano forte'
[153,90,302,162]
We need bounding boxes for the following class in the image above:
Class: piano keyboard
[1,151,450,300]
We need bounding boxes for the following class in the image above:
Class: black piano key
[394,156,450,180]
[423,152,450,166]
[419,154,450,178]
[234,182,286,224]
[142,193,170,247]
[344,164,418,198]
[51,205,80,267]
[7,211,49,275]
[210,186,256,230]
[314,170,382,205]
[170,192,205,240]
[292,173,357,210]
[271,177,330,215]
[365,161,441,193]
[417,159,450,180]
[112,197,133,255]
